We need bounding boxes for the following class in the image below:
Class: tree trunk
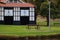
[46,15,49,26]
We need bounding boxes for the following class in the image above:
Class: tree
[34,0,46,15]
[40,2,49,26]
[40,0,60,26]
[24,0,46,15]
[51,0,60,19]
[40,1,57,26]
[23,0,60,26]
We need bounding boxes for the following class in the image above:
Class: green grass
[0,25,60,36]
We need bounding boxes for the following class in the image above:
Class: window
[14,12,20,16]
[30,12,34,17]
[30,8,34,11]
[21,10,29,16]
[5,10,8,16]
[30,17,34,21]
[0,7,4,21]
[29,8,35,21]
[0,12,2,16]
[5,9,13,16]
[14,17,20,21]
[1,17,4,20]
[9,0,19,3]
[13,7,20,21]
[0,17,1,20]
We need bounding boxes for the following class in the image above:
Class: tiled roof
[0,3,35,7]
[0,0,35,7]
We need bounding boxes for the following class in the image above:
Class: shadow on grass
[0,34,60,40]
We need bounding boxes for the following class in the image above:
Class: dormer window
[9,0,19,3]
[5,0,25,3]
[0,0,25,3]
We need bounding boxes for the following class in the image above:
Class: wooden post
[28,24,29,29]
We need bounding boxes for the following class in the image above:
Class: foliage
[40,2,49,17]
[23,0,60,26]
[24,0,60,19]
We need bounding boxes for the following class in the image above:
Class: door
[4,9,13,25]
[20,16,29,25]
[20,9,29,25]
[4,16,13,25]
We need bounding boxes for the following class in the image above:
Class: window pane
[0,12,2,16]
[30,17,34,21]
[0,7,2,11]
[17,17,20,21]
[15,8,18,11]
[21,10,24,16]
[25,10,29,16]
[18,8,20,11]
[14,8,16,11]
[15,17,17,21]
[0,17,2,20]
[1,17,4,21]
[16,12,18,16]
[15,12,17,16]
[17,12,20,16]
[30,11,34,17]
[5,10,13,16]
[14,7,19,11]
[30,8,34,11]
[2,12,3,16]
[21,10,29,16]
[14,12,16,16]
[14,17,17,21]
[14,17,16,21]
[5,10,8,16]
[0,10,1,11]
[14,12,20,16]
[0,9,2,11]
[2,8,3,12]
[14,17,20,21]
[9,10,13,16]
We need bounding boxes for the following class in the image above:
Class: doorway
[20,9,29,25]
[4,8,13,25]
[4,16,13,25]
[20,16,29,25]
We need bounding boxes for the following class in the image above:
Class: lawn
[0,24,60,36]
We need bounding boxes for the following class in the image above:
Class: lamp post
[48,0,51,32]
